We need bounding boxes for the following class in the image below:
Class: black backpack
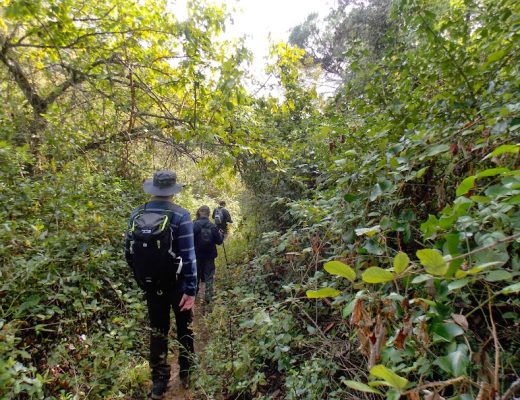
[196,221,213,251]
[214,208,224,225]
[128,203,182,292]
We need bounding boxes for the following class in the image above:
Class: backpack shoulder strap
[128,204,146,228]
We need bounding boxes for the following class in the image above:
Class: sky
[222,0,333,73]
[169,0,335,94]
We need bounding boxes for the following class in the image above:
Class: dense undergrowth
[0,155,150,398]
[0,143,242,399]
[195,0,520,399]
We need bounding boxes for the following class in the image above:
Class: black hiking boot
[149,380,170,399]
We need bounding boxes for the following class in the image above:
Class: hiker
[193,205,223,304]
[212,201,233,236]
[124,171,196,399]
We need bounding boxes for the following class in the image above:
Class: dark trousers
[146,285,194,383]
[197,258,216,303]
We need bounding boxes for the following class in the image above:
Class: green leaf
[411,274,431,284]
[476,168,509,178]
[448,278,470,291]
[344,194,359,202]
[484,144,519,160]
[507,194,520,204]
[425,144,450,157]
[420,214,439,238]
[306,288,341,298]
[501,282,520,295]
[393,252,409,274]
[416,249,448,276]
[485,270,512,282]
[342,380,383,395]
[362,267,395,283]
[324,261,356,282]
[368,380,393,388]
[411,298,436,307]
[470,195,491,204]
[432,322,464,342]
[342,299,357,318]
[369,364,409,390]
[456,176,476,197]
[370,183,383,201]
[416,166,429,179]
[486,49,507,63]
[464,261,504,276]
[436,346,469,376]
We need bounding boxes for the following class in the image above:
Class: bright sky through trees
[169,0,333,93]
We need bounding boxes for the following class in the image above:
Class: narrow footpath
[163,295,210,400]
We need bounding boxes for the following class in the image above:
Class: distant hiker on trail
[193,205,223,304]
[124,171,196,399]
[212,201,233,236]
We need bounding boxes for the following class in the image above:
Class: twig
[407,376,474,393]
[488,290,500,396]
[449,233,520,262]
[502,379,520,400]
[300,308,326,339]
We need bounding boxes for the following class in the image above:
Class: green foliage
[1,0,519,398]
[306,287,341,298]
[197,0,520,398]
[416,249,448,276]
[369,364,408,390]
[0,0,251,172]
[361,267,395,283]
[342,380,383,395]
[392,252,409,274]
[323,260,356,282]
[0,163,150,398]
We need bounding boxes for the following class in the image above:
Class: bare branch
[502,379,520,400]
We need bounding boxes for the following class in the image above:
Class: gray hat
[143,170,183,196]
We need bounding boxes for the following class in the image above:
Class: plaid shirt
[125,200,197,296]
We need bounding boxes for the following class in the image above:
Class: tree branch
[44,57,118,105]
[75,124,197,163]
[502,379,520,400]
[0,33,46,112]
[449,233,520,262]
[78,126,156,153]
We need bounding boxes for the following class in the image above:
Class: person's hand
[179,294,195,312]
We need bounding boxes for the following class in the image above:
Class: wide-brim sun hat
[143,170,183,196]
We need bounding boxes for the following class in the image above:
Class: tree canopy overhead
[0,0,254,171]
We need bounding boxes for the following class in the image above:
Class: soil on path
[162,293,210,400]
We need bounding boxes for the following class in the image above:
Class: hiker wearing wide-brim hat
[125,170,196,398]
[143,170,184,196]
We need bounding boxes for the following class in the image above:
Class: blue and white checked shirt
[125,200,197,296]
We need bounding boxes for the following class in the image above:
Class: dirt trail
[163,294,210,400]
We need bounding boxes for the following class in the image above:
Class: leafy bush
[0,161,149,398]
